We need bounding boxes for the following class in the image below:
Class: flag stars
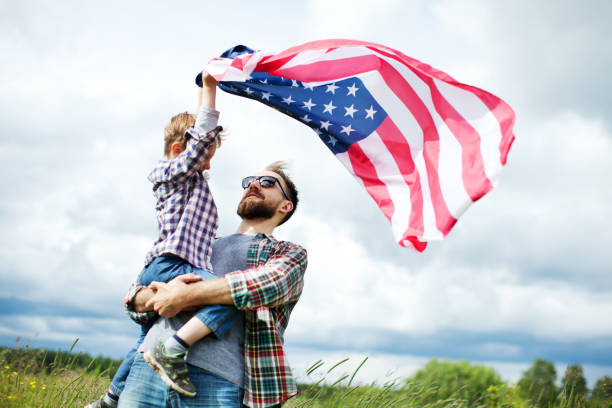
[291,79,300,87]
[301,114,312,123]
[282,95,295,105]
[346,83,359,96]
[302,98,316,111]
[261,91,272,101]
[323,100,336,114]
[365,105,377,119]
[340,124,355,135]
[320,120,331,130]
[326,83,339,94]
[328,135,338,146]
[303,82,315,90]
[259,78,268,84]
[245,87,254,95]
[344,104,358,118]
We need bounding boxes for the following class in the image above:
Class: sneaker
[143,342,196,397]
[85,397,114,408]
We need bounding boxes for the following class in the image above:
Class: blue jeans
[109,255,238,397]
[118,353,243,407]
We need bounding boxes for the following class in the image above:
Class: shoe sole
[143,350,197,397]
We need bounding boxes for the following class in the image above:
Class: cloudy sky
[1,0,611,388]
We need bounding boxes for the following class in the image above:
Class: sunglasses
[242,175,291,201]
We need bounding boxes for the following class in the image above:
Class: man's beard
[237,197,276,220]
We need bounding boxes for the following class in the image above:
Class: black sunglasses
[242,175,291,201]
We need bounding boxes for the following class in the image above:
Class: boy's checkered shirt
[144,122,222,272]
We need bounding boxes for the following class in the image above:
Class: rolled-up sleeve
[224,243,307,310]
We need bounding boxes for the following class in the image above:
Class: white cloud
[283,212,612,344]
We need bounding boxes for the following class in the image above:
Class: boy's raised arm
[196,71,218,111]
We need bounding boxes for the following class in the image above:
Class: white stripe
[335,151,357,178]
[358,71,443,240]
[205,52,271,82]
[434,78,504,185]
[281,49,333,69]
[371,51,472,219]
[356,132,414,243]
[278,46,381,86]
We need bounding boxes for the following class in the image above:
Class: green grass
[1,341,609,407]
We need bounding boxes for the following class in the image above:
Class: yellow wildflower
[7,395,13,399]
[41,385,46,390]
[29,381,36,385]
[4,365,9,369]
[12,371,17,375]
[31,384,36,388]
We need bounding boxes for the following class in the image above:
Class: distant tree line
[402,358,611,407]
[0,345,121,380]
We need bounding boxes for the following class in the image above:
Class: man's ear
[171,142,183,158]
[279,200,294,215]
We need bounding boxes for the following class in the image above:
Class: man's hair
[163,111,223,158]
[266,161,299,225]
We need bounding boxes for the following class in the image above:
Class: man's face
[237,170,288,220]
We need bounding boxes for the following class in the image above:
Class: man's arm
[225,243,307,310]
[146,274,233,318]
[146,242,307,317]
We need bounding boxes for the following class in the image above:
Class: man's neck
[236,218,277,235]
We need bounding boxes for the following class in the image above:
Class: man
[118,162,307,408]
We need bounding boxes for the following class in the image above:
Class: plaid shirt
[224,233,307,408]
[144,114,221,271]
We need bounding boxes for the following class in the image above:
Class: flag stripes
[205,40,515,251]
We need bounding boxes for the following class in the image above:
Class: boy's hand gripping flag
[199,39,515,251]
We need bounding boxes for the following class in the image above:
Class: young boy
[86,72,236,408]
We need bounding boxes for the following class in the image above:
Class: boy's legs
[109,325,151,396]
[89,257,181,407]
[138,255,192,286]
[144,268,239,397]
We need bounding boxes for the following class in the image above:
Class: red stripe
[410,67,493,202]
[375,46,515,166]
[468,89,515,165]
[372,47,494,203]
[403,236,428,252]
[377,60,456,236]
[268,54,383,82]
[376,117,425,239]
[346,143,395,223]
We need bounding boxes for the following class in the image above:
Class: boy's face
[199,144,217,172]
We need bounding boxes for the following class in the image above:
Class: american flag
[200,39,515,251]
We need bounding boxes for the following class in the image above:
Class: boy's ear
[171,142,183,158]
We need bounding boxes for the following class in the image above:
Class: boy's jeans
[109,255,238,397]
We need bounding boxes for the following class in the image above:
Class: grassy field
[1,342,608,407]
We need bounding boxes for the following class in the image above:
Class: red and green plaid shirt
[224,233,307,408]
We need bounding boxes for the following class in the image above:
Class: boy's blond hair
[164,112,222,158]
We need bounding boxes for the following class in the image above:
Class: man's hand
[145,273,202,318]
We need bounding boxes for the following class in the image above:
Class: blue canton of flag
[220,74,387,155]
